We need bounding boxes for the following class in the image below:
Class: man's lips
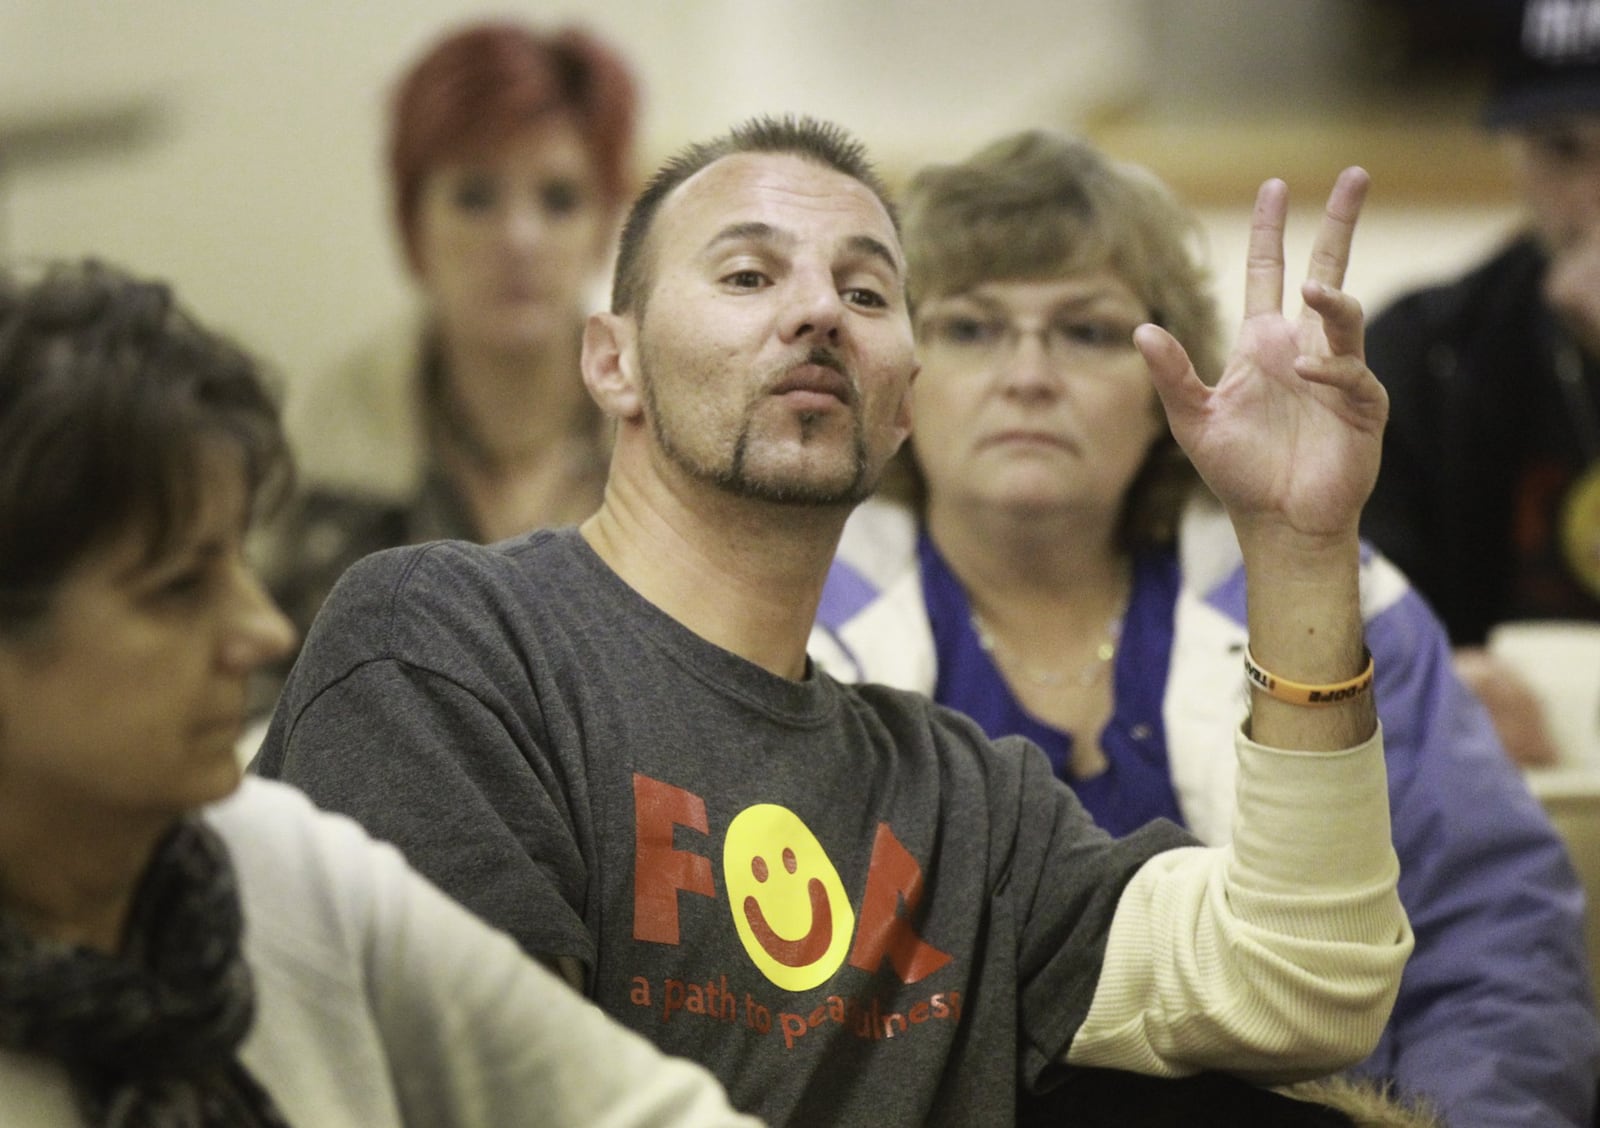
[771,364,855,408]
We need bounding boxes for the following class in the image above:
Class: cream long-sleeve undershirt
[1069,725,1412,1081]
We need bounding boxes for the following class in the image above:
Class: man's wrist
[1245,646,1374,706]
[1235,522,1361,582]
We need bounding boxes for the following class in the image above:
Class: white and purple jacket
[812,496,1600,1127]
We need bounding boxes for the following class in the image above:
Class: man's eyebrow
[845,234,901,278]
[702,224,900,278]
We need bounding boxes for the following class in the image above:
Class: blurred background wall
[0,0,1522,389]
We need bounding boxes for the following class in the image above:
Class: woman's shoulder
[205,778,416,953]
[815,498,934,687]
[285,315,430,499]
[832,495,919,584]
[1176,497,1414,628]
[206,777,376,875]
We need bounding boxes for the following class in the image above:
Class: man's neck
[581,472,850,679]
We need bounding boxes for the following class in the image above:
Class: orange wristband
[1243,646,1374,706]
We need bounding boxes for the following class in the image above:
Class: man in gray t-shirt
[257,115,1411,1125]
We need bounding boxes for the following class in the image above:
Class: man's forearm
[1240,529,1376,752]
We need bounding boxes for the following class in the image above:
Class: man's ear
[893,362,919,450]
[582,311,644,422]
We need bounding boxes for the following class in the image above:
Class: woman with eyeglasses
[0,260,758,1127]
[809,131,1598,1126]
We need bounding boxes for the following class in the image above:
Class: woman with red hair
[255,20,639,701]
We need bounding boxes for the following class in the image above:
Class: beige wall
[2,0,1522,392]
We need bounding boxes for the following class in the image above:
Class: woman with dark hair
[254,19,640,692]
[0,260,757,1127]
[810,131,1598,1125]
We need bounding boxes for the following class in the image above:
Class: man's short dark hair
[0,259,286,631]
[610,114,899,316]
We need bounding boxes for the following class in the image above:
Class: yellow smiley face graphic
[723,804,855,991]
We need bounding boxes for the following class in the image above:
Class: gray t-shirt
[254,529,1190,1125]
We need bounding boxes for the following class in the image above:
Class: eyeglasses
[917,309,1148,368]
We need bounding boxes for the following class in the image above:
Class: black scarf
[0,818,291,1126]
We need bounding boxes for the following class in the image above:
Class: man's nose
[783,270,845,342]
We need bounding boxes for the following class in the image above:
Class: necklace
[971,608,1123,689]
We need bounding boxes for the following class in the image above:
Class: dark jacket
[1362,234,1600,644]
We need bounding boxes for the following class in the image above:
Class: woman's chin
[451,307,572,357]
[183,744,247,810]
[983,482,1083,518]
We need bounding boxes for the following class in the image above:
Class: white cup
[1488,621,1600,767]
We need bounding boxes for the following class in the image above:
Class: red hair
[388,20,640,269]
